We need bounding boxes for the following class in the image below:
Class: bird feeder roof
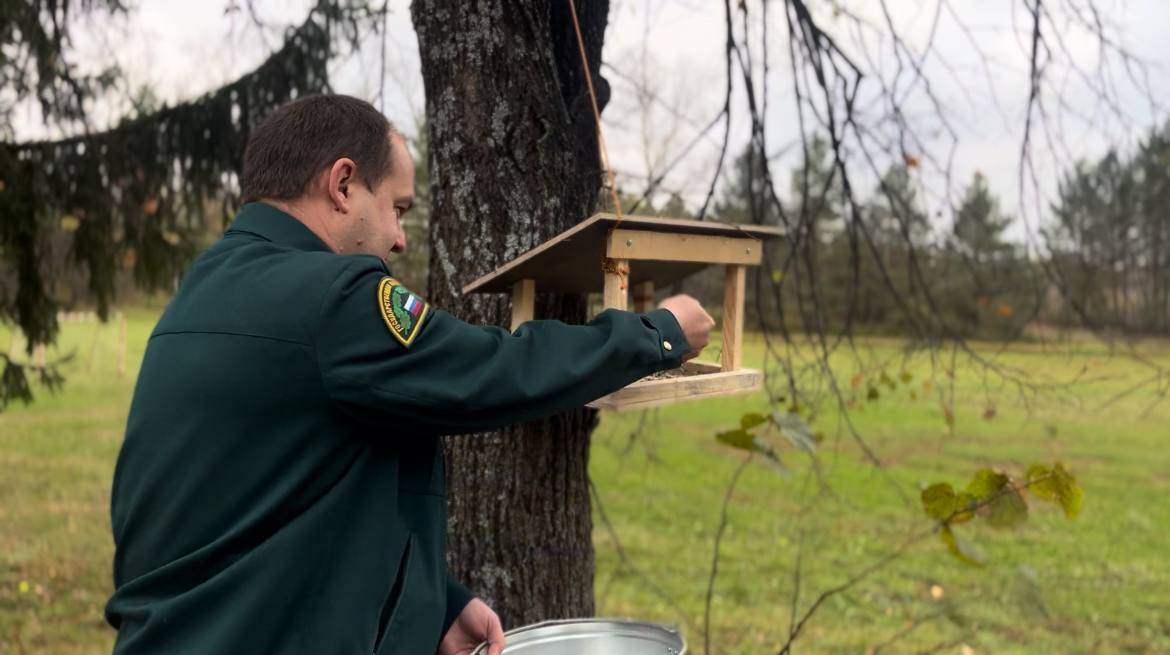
[462,213,784,295]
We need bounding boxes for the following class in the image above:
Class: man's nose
[391,232,407,254]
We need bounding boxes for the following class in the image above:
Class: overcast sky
[16,0,1169,239]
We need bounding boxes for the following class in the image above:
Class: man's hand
[438,598,505,655]
[658,294,715,361]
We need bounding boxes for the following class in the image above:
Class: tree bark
[412,0,611,627]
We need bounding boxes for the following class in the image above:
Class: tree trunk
[412,0,611,627]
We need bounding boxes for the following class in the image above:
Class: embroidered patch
[377,277,430,347]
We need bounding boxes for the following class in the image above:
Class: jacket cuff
[442,577,476,637]
[641,308,691,368]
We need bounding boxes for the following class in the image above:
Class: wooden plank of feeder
[588,363,761,411]
[606,229,762,265]
[462,213,784,296]
[510,279,535,331]
[632,281,655,312]
[603,259,628,311]
[722,265,746,371]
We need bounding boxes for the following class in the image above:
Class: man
[106,94,714,654]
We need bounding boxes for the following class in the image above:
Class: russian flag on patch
[404,294,423,316]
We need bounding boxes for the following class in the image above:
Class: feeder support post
[510,279,536,332]
[722,265,746,371]
[603,259,628,311]
[633,281,655,313]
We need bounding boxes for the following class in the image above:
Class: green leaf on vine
[716,428,754,451]
[950,492,977,524]
[925,462,1084,565]
[986,487,1028,528]
[715,426,789,477]
[1027,463,1083,519]
[921,483,977,524]
[966,469,1009,500]
[740,412,769,430]
[922,482,958,521]
[940,525,986,566]
[965,469,1027,527]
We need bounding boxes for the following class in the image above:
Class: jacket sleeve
[442,576,476,637]
[314,260,689,435]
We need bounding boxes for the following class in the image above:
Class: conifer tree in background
[0,1,381,409]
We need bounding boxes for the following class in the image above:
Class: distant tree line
[1044,122,1170,334]
[640,123,1170,340]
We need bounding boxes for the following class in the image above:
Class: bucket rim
[470,617,686,655]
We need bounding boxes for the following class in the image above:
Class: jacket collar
[225,202,333,253]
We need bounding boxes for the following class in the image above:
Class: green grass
[1,308,157,654]
[2,310,1168,653]
[592,335,1170,654]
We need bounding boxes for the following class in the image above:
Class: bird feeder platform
[462,213,784,411]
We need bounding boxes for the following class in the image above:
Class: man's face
[343,132,414,264]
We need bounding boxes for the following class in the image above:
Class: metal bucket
[471,618,686,655]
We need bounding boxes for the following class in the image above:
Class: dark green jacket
[106,202,689,654]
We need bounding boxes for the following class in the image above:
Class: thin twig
[704,454,753,655]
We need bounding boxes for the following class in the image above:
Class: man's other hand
[438,598,505,655]
[657,294,714,361]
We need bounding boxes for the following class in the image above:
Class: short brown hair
[240,95,395,203]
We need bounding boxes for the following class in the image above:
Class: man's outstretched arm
[315,260,712,435]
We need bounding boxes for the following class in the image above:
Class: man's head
[241,95,414,262]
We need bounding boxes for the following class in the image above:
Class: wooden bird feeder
[463,213,784,411]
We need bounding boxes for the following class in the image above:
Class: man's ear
[327,158,358,212]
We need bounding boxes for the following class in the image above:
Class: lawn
[2,309,1168,654]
